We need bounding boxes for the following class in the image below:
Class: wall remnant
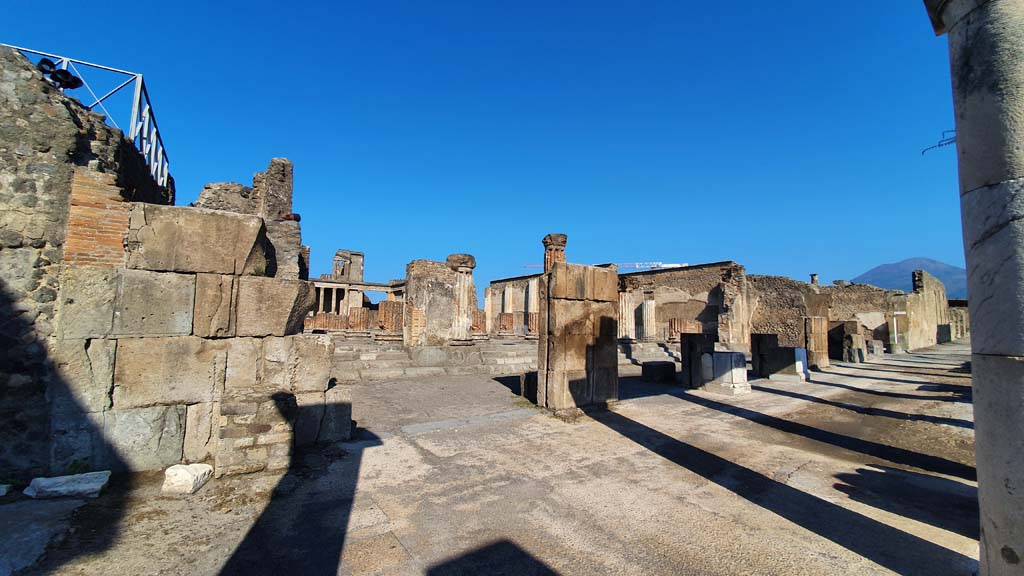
[536,235,618,417]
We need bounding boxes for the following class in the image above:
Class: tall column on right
[925,1,1024,573]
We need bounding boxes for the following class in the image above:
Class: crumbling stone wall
[618,261,750,349]
[193,158,307,280]
[403,255,477,346]
[0,47,172,479]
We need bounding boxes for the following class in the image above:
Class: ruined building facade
[0,48,347,481]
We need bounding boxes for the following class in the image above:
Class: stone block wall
[905,269,953,349]
[48,201,342,477]
[537,262,619,413]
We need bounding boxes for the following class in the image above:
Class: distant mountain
[851,257,967,299]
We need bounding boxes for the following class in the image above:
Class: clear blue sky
[3,1,962,293]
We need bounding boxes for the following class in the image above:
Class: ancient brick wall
[64,169,130,267]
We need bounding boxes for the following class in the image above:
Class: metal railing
[1,44,171,187]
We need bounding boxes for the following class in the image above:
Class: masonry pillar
[639,296,657,342]
[925,1,1024,572]
[542,233,567,272]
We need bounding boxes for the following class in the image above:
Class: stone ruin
[0,47,347,482]
[0,43,972,481]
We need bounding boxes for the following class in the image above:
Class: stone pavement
[11,340,976,575]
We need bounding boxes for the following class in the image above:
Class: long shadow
[220,395,380,575]
[589,410,977,574]
[834,466,979,540]
[1,282,130,574]
[849,364,971,380]
[676,392,976,481]
[750,385,974,429]
[821,369,960,388]
[809,378,972,404]
[426,539,559,576]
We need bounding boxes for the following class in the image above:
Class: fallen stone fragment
[23,471,111,499]
[162,463,213,495]
[0,484,10,497]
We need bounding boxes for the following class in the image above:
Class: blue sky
[3,1,962,292]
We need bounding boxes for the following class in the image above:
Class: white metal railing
[1,44,170,188]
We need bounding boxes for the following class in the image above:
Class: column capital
[542,233,567,249]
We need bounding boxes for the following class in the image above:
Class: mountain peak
[851,257,967,298]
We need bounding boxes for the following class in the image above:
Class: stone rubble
[23,471,111,499]
[161,464,213,495]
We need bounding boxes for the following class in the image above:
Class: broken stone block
[289,335,333,392]
[126,204,272,276]
[642,361,676,383]
[701,351,750,395]
[50,338,115,414]
[113,337,226,408]
[764,347,810,382]
[104,405,186,471]
[57,266,117,339]
[252,158,293,220]
[193,274,235,337]
[844,334,867,363]
[224,338,263,393]
[161,463,213,495]
[112,269,195,336]
[0,484,9,497]
[866,339,886,358]
[184,402,218,462]
[264,220,303,280]
[235,277,314,337]
[23,471,111,499]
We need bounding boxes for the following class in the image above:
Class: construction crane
[523,262,686,270]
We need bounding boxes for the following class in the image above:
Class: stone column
[639,297,656,342]
[542,233,567,272]
[925,1,1024,573]
[618,292,636,340]
[447,254,477,341]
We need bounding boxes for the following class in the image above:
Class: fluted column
[639,298,656,342]
[618,292,636,340]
